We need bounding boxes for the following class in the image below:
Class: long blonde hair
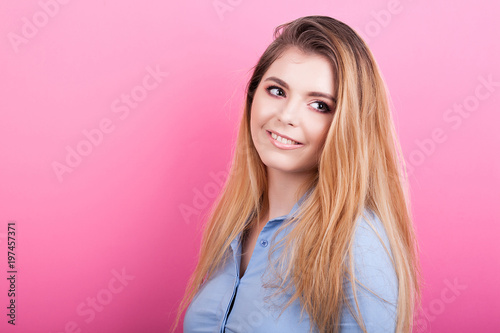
[171,15,421,333]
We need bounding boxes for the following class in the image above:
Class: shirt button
[260,239,268,247]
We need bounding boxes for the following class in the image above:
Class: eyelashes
[266,85,285,97]
[265,85,333,113]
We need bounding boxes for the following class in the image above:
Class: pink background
[1,1,499,332]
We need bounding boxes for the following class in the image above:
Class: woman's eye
[266,86,285,97]
[310,101,331,113]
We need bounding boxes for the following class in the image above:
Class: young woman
[172,15,421,333]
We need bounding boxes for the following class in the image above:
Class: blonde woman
[172,15,421,333]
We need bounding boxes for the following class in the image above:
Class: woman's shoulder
[340,208,398,332]
[350,208,396,287]
[352,208,393,260]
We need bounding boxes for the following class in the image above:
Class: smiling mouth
[267,130,302,145]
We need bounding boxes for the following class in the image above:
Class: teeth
[271,132,300,145]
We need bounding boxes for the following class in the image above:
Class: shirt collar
[230,188,313,251]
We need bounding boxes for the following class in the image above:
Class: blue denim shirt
[183,191,398,332]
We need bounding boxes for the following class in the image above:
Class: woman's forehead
[264,47,337,95]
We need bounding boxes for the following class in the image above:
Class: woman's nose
[278,98,300,126]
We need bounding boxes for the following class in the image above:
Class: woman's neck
[265,167,315,221]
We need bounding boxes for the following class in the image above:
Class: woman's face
[250,46,337,175]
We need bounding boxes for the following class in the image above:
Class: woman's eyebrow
[263,76,337,103]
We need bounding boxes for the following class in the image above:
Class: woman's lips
[266,130,304,150]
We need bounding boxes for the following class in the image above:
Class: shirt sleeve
[338,211,399,333]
